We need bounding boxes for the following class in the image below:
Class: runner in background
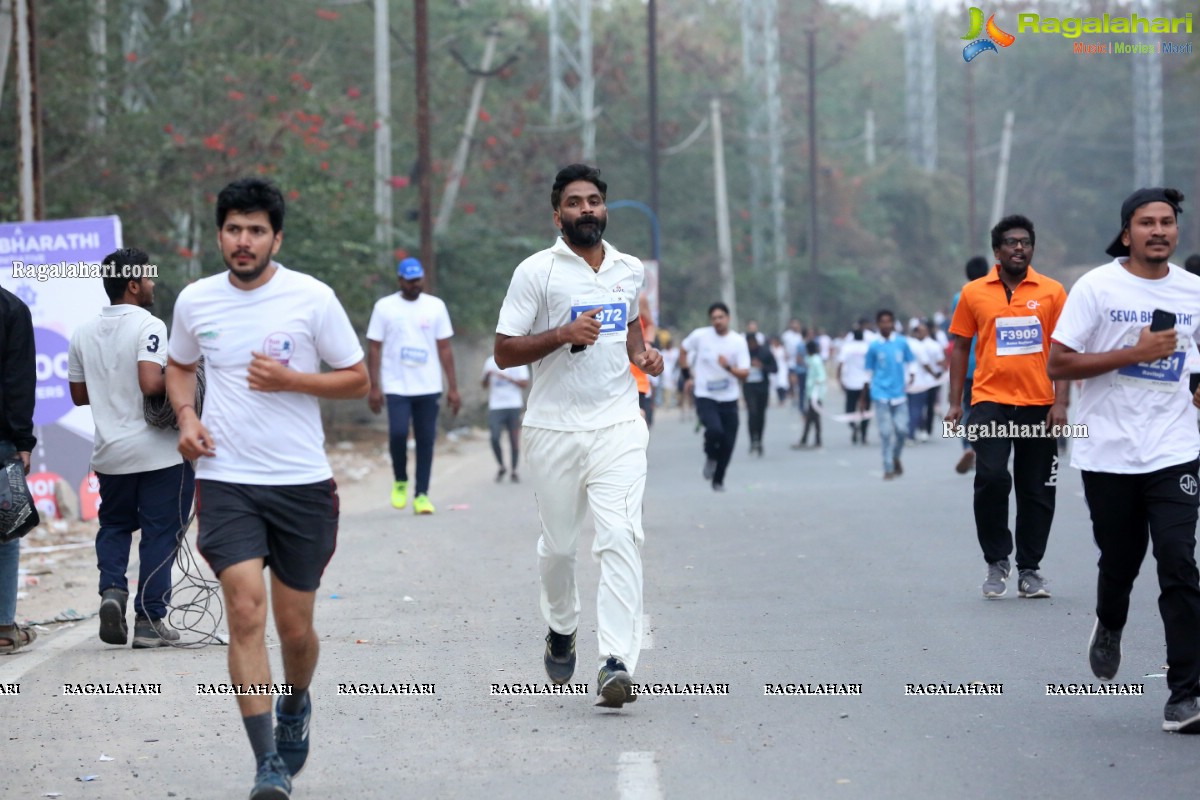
[481,354,530,483]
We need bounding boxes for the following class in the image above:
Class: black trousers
[1082,460,1200,703]
[695,397,739,485]
[744,381,769,446]
[844,388,869,442]
[970,402,1057,570]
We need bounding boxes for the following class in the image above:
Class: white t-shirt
[483,356,529,410]
[681,326,751,402]
[495,237,642,432]
[168,264,364,485]
[770,345,791,390]
[837,338,870,391]
[781,330,804,367]
[67,305,181,475]
[1051,259,1200,474]
[907,337,944,394]
[366,292,453,396]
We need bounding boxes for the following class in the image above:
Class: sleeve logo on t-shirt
[263,332,295,366]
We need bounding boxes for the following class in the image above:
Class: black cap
[1105,187,1185,258]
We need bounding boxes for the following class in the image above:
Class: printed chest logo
[263,333,296,366]
[1026,299,1040,310]
[1180,475,1198,497]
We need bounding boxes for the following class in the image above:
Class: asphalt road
[2,397,1195,799]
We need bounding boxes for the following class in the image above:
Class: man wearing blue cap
[1049,187,1200,733]
[367,257,460,515]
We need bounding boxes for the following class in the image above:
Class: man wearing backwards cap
[367,257,461,515]
[1049,187,1200,732]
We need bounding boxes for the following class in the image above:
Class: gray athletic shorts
[196,479,339,592]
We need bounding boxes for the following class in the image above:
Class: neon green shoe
[391,481,408,509]
[412,494,435,515]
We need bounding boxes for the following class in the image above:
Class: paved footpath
[1,400,1194,799]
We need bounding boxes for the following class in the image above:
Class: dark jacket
[0,288,37,452]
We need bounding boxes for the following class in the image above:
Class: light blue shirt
[865,334,914,402]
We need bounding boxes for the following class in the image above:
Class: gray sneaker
[1018,570,1051,598]
[982,560,1010,598]
[131,616,181,649]
[1088,619,1122,681]
[1163,697,1200,733]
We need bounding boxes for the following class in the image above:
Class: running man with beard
[1048,187,1200,733]
[495,164,663,709]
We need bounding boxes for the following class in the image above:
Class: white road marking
[618,751,663,800]
[642,614,654,649]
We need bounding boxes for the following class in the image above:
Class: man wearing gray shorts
[482,354,529,482]
[167,178,369,800]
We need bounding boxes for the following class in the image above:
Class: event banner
[0,216,123,521]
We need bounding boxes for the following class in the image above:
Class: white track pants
[525,418,648,674]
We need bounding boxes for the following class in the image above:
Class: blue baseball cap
[397,257,424,280]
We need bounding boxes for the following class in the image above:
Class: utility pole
[806,16,819,324]
[414,0,435,289]
[549,0,595,161]
[904,0,936,172]
[647,0,659,245]
[711,98,738,326]
[1132,0,1162,187]
[15,0,41,220]
[989,109,1014,229]
[0,0,12,111]
[965,64,976,251]
[374,0,393,273]
[741,0,788,327]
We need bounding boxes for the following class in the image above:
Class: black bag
[0,456,40,542]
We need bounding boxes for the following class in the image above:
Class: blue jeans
[907,390,929,440]
[0,441,20,626]
[0,538,17,626]
[876,398,908,474]
[96,462,195,621]
[386,393,441,496]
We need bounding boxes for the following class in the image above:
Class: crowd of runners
[5,168,1200,799]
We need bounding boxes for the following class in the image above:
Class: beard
[561,214,606,248]
[226,250,273,284]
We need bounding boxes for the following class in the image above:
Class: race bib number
[1115,332,1187,393]
[400,346,429,366]
[995,316,1043,356]
[570,297,628,341]
[706,378,731,393]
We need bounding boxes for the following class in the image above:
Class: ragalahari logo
[962,7,1015,62]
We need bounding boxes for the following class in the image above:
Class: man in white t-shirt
[679,302,751,491]
[68,247,195,650]
[366,258,460,515]
[1048,186,1200,733]
[166,179,369,798]
[838,326,871,444]
[481,354,529,482]
[495,164,662,710]
[905,322,943,442]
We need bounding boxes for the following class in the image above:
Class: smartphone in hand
[1150,309,1176,332]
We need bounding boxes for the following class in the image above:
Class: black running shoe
[595,656,636,708]
[544,628,576,685]
[1163,697,1200,733]
[1088,619,1122,681]
[98,588,128,645]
